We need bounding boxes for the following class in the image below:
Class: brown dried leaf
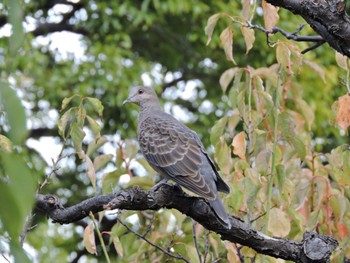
[241,0,251,20]
[84,223,97,255]
[335,94,350,130]
[240,26,255,54]
[262,0,279,30]
[205,13,221,45]
[220,27,236,64]
[232,131,246,160]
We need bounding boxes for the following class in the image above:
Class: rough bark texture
[266,0,350,57]
[36,184,341,262]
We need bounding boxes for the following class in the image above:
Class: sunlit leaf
[77,106,87,127]
[205,13,222,45]
[58,108,75,139]
[335,51,348,70]
[0,134,13,153]
[220,27,236,64]
[84,223,97,255]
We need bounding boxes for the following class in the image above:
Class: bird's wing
[138,116,216,200]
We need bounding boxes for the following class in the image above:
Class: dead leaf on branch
[334,94,350,130]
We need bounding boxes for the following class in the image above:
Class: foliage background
[0,0,349,262]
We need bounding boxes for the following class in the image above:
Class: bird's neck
[138,103,163,122]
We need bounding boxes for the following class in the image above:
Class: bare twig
[203,229,209,263]
[116,215,189,263]
[192,219,202,263]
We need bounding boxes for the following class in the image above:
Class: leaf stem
[89,212,111,263]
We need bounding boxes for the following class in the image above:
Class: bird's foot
[150,178,169,192]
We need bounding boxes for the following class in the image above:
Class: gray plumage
[123,86,231,227]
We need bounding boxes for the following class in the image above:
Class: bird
[123,86,231,228]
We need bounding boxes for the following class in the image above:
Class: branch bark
[266,0,350,57]
[36,184,340,262]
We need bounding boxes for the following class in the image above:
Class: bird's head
[123,86,160,108]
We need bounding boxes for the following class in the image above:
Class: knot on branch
[301,231,338,262]
[35,194,63,213]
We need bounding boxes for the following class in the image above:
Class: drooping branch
[266,0,350,57]
[36,184,340,262]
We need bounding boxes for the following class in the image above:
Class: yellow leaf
[220,27,236,64]
[85,154,96,190]
[303,59,326,82]
[240,26,255,54]
[224,241,241,263]
[84,223,97,255]
[219,67,240,93]
[335,94,350,130]
[262,0,279,30]
[268,207,291,237]
[232,131,246,160]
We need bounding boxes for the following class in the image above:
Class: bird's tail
[208,195,231,228]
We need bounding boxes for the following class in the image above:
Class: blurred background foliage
[0,0,349,262]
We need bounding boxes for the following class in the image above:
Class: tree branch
[35,184,340,262]
[266,0,350,57]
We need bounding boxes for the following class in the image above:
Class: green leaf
[0,81,28,144]
[70,122,86,154]
[210,116,228,146]
[85,154,96,190]
[102,170,124,194]
[205,13,222,45]
[77,105,87,127]
[86,97,104,117]
[125,139,139,159]
[61,95,80,111]
[295,98,314,131]
[112,234,124,257]
[58,108,75,139]
[94,154,114,172]
[214,136,232,177]
[8,0,24,54]
[0,153,36,239]
[86,136,108,157]
[86,115,102,138]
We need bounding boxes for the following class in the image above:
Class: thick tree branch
[266,0,350,57]
[36,184,340,262]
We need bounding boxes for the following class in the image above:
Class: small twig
[116,216,189,263]
[235,244,245,263]
[192,220,202,263]
[89,212,111,263]
[19,214,36,247]
[301,40,326,54]
[1,254,10,263]
[141,212,155,237]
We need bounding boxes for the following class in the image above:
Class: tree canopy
[1,0,350,262]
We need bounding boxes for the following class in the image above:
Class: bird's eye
[138,89,144,94]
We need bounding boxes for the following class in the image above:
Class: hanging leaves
[220,27,236,64]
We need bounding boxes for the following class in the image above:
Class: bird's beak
[122,98,131,105]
